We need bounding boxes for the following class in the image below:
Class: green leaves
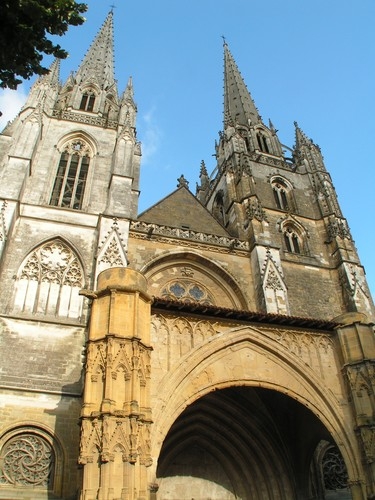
[0,0,87,89]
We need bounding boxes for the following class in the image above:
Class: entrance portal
[156,387,351,500]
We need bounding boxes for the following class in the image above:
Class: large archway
[156,387,352,499]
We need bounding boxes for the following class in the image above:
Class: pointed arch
[261,250,290,314]
[141,250,248,310]
[96,219,128,281]
[270,175,296,212]
[12,238,85,319]
[50,132,97,210]
[151,326,362,491]
[212,190,226,225]
[279,216,308,255]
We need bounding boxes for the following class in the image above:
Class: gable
[138,187,229,236]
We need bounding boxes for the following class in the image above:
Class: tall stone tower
[0,12,142,500]
[0,13,374,500]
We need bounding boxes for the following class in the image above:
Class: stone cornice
[130,220,249,254]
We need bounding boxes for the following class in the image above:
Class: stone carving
[327,215,352,241]
[161,280,214,305]
[151,313,334,380]
[20,240,83,285]
[0,200,7,242]
[246,197,268,222]
[130,220,249,253]
[322,446,348,490]
[97,219,128,273]
[79,417,152,467]
[359,427,375,463]
[0,434,54,487]
[14,239,84,317]
[52,108,118,129]
[261,249,289,314]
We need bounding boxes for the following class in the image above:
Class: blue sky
[0,0,374,298]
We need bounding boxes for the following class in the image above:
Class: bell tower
[197,41,374,320]
[0,11,142,500]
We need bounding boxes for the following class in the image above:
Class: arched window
[79,89,96,112]
[212,191,225,225]
[271,177,295,212]
[283,226,301,254]
[12,239,84,319]
[273,182,288,210]
[50,138,92,210]
[256,131,270,153]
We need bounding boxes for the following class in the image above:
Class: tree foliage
[0,0,87,89]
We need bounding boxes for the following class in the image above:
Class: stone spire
[223,41,261,128]
[75,10,115,89]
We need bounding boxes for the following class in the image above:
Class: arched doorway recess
[156,387,352,500]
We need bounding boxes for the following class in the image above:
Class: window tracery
[79,89,96,112]
[161,281,214,305]
[212,191,225,225]
[322,446,348,490]
[13,239,84,318]
[272,177,293,211]
[256,131,270,153]
[283,226,301,254]
[0,433,54,488]
[50,138,92,210]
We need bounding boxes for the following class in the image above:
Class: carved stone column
[336,312,375,499]
[79,267,152,500]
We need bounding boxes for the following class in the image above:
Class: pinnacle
[294,121,312,148]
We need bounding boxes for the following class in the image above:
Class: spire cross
[221,35,227,45]
[110,4,116,11]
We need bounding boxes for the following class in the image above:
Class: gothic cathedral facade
[0,12,374,500]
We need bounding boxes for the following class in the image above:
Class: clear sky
[0,0,374,298]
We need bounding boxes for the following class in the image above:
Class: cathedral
[0,11,375,500]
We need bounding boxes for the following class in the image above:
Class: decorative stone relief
[161,280,214,305]
[359,427,375,463]
[79,416,152,467]
[52,109,118,129]
[246,197,268,222]
[267,327,335,380]
[0,433,54,487]
[322,446,348,490]
[130,220,249,254]
[0,199,7,242]
[327,215,352,241]
[151,313,334,381]
[261,248,289,314]
[96,218,128,278]
[13,239,84,318]
[340,263,372,314]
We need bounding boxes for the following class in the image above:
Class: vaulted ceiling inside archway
[156,387,335,500]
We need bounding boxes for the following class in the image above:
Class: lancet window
[50,138,92,210]
[271,177,295,212]
[79,89,96,112]
[12,239,84,319]
[283,225,301,254]
[212,191,225,225]
[256,131,270,153]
